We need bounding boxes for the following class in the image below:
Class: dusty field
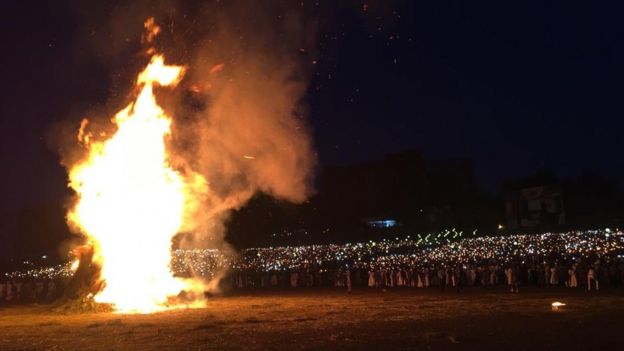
[0,288,623,351]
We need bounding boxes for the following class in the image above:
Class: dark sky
[2,1,624,255]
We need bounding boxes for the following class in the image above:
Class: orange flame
[143,17,161,44]
[67,54,205,313]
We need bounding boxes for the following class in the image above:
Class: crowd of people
[0,278,62,304]
[230,255,616,293]
[1,229,623,304]
[227,229,624,292]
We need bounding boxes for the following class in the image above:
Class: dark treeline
[227,150,624,248]
[227,150,495,247]
[4,150,624,261]
[0,206,69,273]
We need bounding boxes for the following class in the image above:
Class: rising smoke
[168,2,318,250]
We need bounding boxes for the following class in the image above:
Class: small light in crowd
[498,224,504,229]
[551,301,566,311]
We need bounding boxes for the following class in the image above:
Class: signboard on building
[506,185,565,230]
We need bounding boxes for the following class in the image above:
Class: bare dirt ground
[1,287,623,351]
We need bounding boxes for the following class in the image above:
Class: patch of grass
[193,323,217,330]
[292,317,316,322]
[106,319,123,326]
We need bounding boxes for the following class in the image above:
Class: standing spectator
[46,280,56,301]
[6,281,15,302]
[568,265,578,288]
[511,264,520,293]
[587,266,599,291]
[416,269,423,288]
[455,266,464,292]
[367,269,375,288]
[0,280,7,304]
[479,265,488,288]
[374,269,382,288]
[489,265,496,286]
[544,263,551,286]
[36,280,45,300]
[344,268,352,293]
[437,267,446,291]
[0,280,5,303]
[467,266,476,286]
[290,270,299,288]
[15,280,23,302]
[396,269,404,287]
[505,266,513,292]
[549,264,558,286]
[270,272,278,287]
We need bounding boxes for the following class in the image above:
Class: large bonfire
[66,19,204,313]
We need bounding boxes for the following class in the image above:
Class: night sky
[2,1,624,255]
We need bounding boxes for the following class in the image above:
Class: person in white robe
[505,267,513,292]
[368,270,376,288]
[568,266,578,288]
[396,269,404,287]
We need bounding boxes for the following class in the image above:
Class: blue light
[367,219,397,228]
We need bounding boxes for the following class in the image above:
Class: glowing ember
[67,53,204,313]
